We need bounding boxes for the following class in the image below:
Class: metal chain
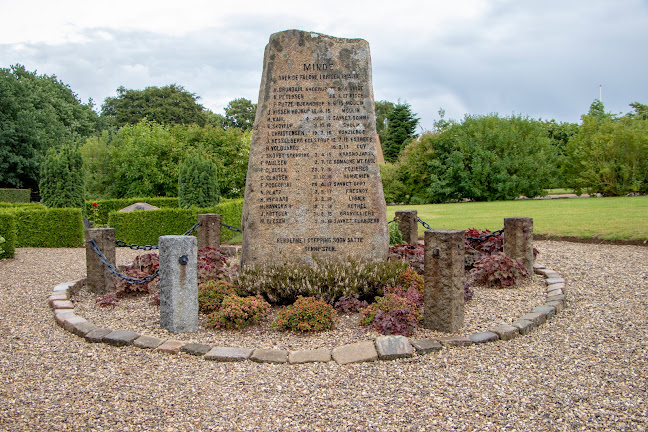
[417,217,432,231]
[89,239,159,284]
[220,222,243,233]
[466,228,504,242]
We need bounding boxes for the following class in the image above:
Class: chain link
[220,222,243,233]
[417,217,432,231]
[466,228,504,242]
[89,239,159,284]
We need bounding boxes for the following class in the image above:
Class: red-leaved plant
[470,253,530,289]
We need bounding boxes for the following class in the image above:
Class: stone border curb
[50,264,566,365]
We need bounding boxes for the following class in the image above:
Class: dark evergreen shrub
[178,152,220,208]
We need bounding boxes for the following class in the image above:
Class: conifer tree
[178,153,220,208]
[39,144,86,213]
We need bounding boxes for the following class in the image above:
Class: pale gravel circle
[0,240,647,431]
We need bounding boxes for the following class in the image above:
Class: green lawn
[387,196,648,242]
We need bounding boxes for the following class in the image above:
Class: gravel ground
[0,240,647,431]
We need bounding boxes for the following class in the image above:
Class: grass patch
[387,196,648,243]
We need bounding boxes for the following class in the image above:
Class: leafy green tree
[424,115,556,202]
[374,100,395,146]
[39,144,86,213]
[564,101,648,196]
[628,102,648,120]
[0,64,98,190]
[100,84,207,128]
[178,152,220,208]
[224,98,257,131]
[382,102,420,162]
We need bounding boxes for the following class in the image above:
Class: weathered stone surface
[547,288,564,298]
[533,263,546,273]
[134,335,166,349]
[102,330,140,347]
[469,332,500,344]
[375,336,413,360]
[86,228,116,294]
[53,309,74,327]
[48,292,69,304]
[197,214,220,250]
[546,294,567,303]
[204,347,253,362]
[545,277,566,285]
[159,235,198,333]
[118,202,159,212]
[503,217,534,275]
[519,312,547,326]
[51,299,74,310]
[66,319,98,337]
[84,328,113,343]
[250,348,288,364]
[490,325,520,341]
[511,319,535,335]
[532,305,556,321]
[288,348,332,364]
[240,30,389,269]
[53,282,73,292]
[545,300,564,314]
[423,229,465,332]
[410,339,443,354]
[546,282,565,291]
[156,339,186,354]
[395,210,418,245]
[437,336,473,347]
[181,342,212,356]
[332,341,378,365]
[61,315,88,334]
[536,268,557,277]
[220,246,239,257]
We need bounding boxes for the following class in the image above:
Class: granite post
[197,214,221,250]
[503,217,534,275]
[240,30,389,269]
[159,235,198,333]
[85,228,116,294]
[423,229,465,332]
[395,210,418,245]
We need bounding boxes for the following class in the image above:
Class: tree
[374,100,395,145]
[100,84,207,128]
[381,102,420,162]
[423,115,556,203]
[0,64,98,190]
[564,101,648,196]
[224,98,257,131]
[178,152,220,208]
[39,144,86,213]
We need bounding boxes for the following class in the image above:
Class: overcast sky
[1,0,647,131]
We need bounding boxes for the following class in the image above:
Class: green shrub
[14,208,84,247]
[206,294,270,329]
[40,145,85,216]
[395,268,424,294]
[0,236,5,257]
[237,258,408,304]
[272,296,338,332]
[108,208,196,245]
[85,197,180,226]
[198,280,239,314]
[0,189,31,203]
[389,220,404,245]
[0,212,17,258]
[104,198,244,245]
[178,152,220,208]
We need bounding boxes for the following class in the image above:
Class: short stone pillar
[85,228,116,294]
[423,229,465,332]
[395,210,418,245]
[197,214,221,249]
[159,235,198,333]
[503,217,534,275]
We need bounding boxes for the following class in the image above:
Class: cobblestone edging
[49,263,566,365]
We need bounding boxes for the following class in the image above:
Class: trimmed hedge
[0,188,31,203]
[0,212,17,258]
[86,197,180,226]
[14,208,85,247]
[107,198,244,246]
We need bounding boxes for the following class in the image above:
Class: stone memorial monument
[241,30,389,266]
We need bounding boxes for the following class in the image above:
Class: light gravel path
[1,241,647,431]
